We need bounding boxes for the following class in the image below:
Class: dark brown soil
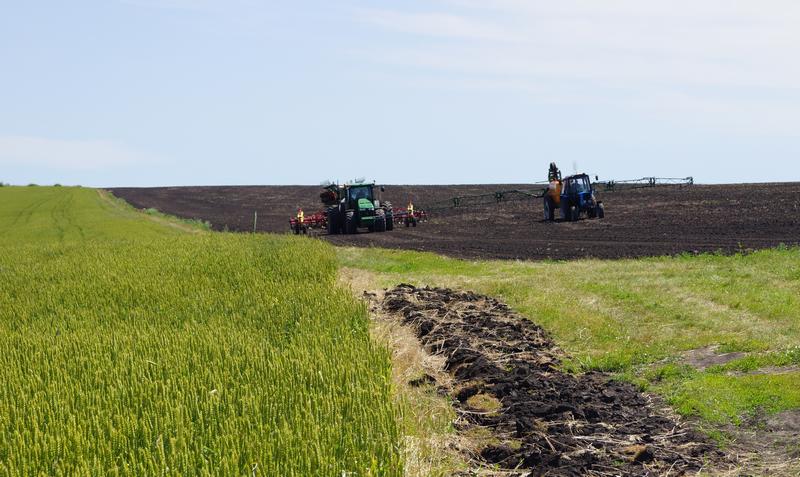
[380,284,720,476]
[109,183,800,260]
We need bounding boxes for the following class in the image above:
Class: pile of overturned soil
[381,284,719,476]
[109,182,800,261]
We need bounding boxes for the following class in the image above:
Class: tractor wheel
[588,207,596,219]
[570,206,579,222]
[411,217,417,227]
[345,211,357,234]
[383,203,394,231]
[374,210,387,232]
[326,208,339,235]
[597,203,605,219]
[544,196,555,221]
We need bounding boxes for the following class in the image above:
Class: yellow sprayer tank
[548,180,562,206]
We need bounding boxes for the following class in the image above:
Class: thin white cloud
[354,1,800,135]
[0,136,157,170]
[357,2,800,88]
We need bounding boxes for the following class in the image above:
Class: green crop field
[0,187,400,476]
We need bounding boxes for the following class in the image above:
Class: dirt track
[109,183,800,260]
[379,284,719,475]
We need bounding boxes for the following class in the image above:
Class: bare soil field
[110,183,800,260]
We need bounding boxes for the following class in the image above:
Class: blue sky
[1,1,799,186]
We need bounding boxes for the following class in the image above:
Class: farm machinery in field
[418,163,607,223]
[543,163,604,222]
[289,181,427,235]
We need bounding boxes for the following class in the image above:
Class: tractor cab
[561,174,591,199]
[345,184,375,210]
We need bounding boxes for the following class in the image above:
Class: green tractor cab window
[347,186,374,206]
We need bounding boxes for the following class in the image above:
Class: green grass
[0,187,401,476]
[337,245,800,426]
[666,372,800,425]
[0,186,182,245]
[142,206,213,230]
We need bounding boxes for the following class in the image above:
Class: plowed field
[110,183,800,260]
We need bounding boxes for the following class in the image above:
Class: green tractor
[321,182,394,235]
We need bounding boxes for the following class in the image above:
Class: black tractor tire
[588,207,596,219]
[374,212,387,232]
[597,203,605,219]
[382,203,394,231]
[345,211,357,234]
[326,208,340,235]
[570,206,579,222]
[544,196,555,221]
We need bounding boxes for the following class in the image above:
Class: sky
[1,1,799,186]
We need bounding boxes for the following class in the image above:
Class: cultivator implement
[392,207,428,227]
[290,207,427,234]
[289,210,327,234]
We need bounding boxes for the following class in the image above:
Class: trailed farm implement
[418,163,692,222]
[289,181,427,235]
[595,176,693,192]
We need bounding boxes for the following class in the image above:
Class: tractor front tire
[570,206,579,222]
[345,211,357,234]
[597,203,605,219]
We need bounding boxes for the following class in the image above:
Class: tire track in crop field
[3,193,51,232]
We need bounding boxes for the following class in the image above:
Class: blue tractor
[544,164,605,222]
